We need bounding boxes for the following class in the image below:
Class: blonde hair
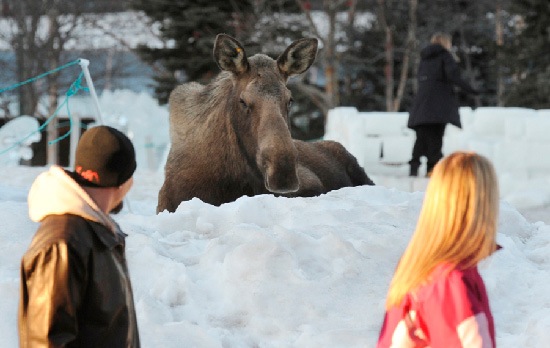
[385,152,499,309]
[430,32,452,50]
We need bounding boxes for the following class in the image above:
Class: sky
[1,90,550,347]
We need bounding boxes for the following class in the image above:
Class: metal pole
[78,58,132,213]
[69,114,81,169]
[78,59,104,125]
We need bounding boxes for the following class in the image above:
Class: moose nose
[263,155,300,194]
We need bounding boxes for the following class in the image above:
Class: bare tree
[2,0,84,164]
[495,0,505,106]
[295,0,352,116]
[375,0,417,112]
[393,0,417,111]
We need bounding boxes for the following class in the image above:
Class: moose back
[157,34,373,213]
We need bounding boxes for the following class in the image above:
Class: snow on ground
[1,165,549,347]
[1,90,550,347]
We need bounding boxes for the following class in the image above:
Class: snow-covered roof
[0,11,165,51]
[0,10,376,51]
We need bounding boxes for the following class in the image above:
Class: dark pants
[409,124,446,176]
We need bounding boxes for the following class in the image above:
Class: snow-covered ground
[325,106,550,225]
[1,90,549,347]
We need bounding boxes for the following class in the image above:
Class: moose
[157,34,374,213]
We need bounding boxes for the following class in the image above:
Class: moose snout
[260,151,300,194]
[265,165,299,193]
[265,169,300,194]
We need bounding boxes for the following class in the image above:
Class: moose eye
[240,98,248,109]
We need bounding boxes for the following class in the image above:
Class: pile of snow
[1,166,549,347]
[0,116,41,166]
[1,90,550,346]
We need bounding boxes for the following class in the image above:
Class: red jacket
[377,263,495,348]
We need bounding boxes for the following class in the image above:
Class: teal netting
[0,59,89,156]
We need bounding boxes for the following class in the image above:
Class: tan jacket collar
[28,165,118,233]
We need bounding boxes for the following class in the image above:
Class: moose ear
[213,34,249,74]
[277,38,318,78]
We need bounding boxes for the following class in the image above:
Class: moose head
[213,34,318,194]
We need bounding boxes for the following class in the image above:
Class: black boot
[409,164,419,177]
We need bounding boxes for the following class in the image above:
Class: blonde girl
[377,152,499,348]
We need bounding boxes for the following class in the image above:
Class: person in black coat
[19,126,141,347]
[408,32,479,177]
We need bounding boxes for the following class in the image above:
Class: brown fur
[157,34,373,213]
[291,140,375,197]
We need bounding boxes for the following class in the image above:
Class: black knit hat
[72,125,137,187]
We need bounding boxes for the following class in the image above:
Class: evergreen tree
[131,0,254,104]
[131,0,325,137]
[504,0,550,108]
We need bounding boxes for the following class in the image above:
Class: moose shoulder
[157,34,374,213]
